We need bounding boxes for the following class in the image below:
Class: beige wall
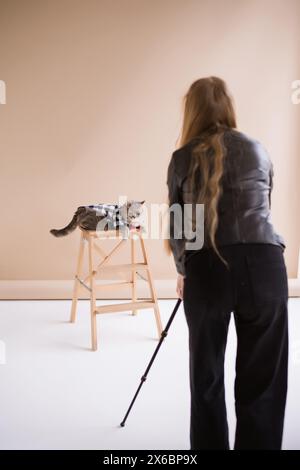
[0,0,299,292]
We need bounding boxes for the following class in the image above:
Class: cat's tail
[50,207,84,237]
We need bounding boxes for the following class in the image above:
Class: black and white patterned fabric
[87,203,131,230]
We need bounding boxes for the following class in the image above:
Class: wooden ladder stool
[70,227,163,350]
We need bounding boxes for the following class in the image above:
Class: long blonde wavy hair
[165,76,237,269]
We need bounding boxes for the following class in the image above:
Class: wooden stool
[70,227,163,350]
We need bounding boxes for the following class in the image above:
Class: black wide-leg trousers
[183,243,289,450]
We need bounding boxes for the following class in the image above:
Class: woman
[166,76,289,450]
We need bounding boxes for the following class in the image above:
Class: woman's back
[167,128,285,274]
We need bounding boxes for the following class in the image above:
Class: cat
[50,200,145,237]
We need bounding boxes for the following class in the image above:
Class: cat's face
[120,200,145,225]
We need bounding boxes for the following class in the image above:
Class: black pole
[120,298,182,427]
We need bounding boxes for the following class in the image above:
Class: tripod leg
[120,298,182,427]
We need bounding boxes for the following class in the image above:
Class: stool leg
[131,235,138,315]
[88,234,98,351]
[138,234,163,338]
[70,231,85,323]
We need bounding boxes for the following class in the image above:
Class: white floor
[0,298,299,450]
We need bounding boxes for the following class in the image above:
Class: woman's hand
[176,274,185,300]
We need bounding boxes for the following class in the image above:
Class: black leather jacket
[166,128,286,276]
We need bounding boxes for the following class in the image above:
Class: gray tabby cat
[50,200,145,237]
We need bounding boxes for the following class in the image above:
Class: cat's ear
[140,200,145,205]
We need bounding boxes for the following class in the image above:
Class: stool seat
[70,227,163,350]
